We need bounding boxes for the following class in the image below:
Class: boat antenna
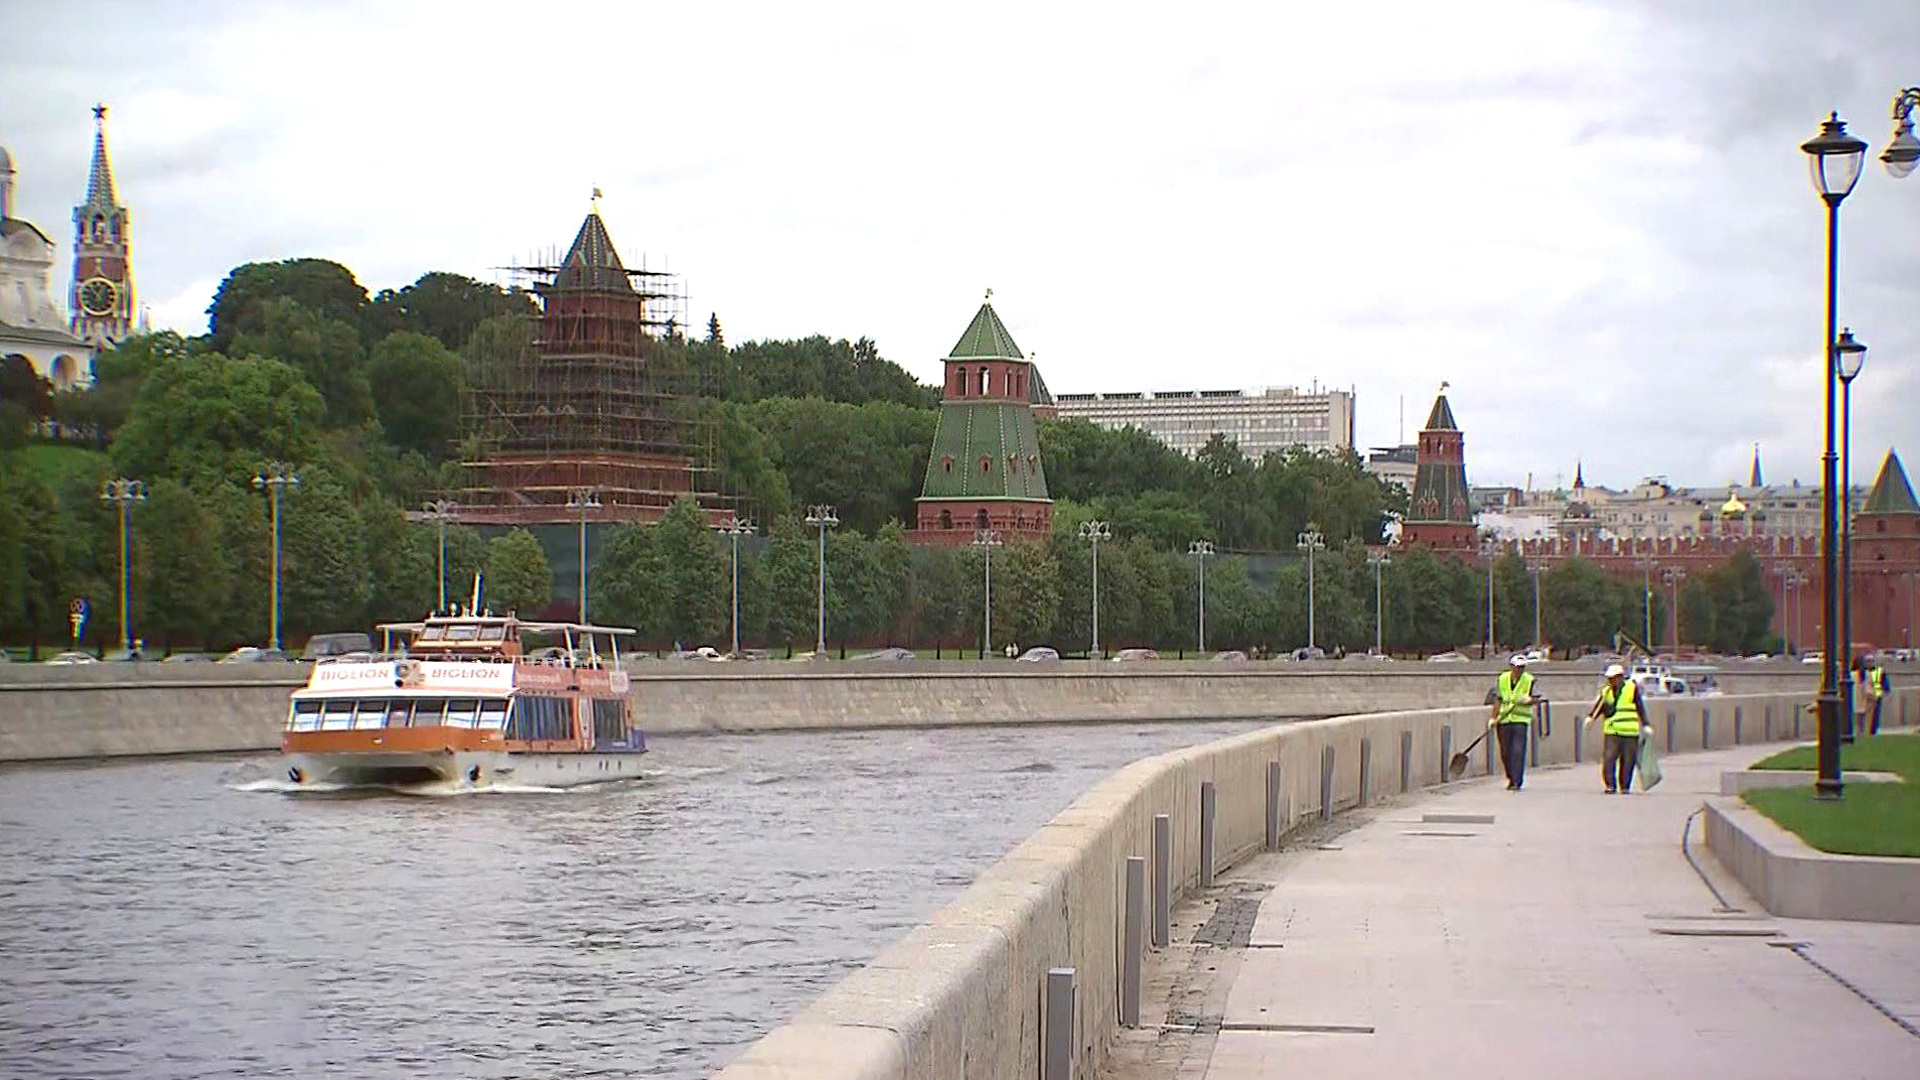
[470,571,483,614]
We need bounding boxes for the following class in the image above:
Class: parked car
[1800,652,1824,665]
[853,647,915,661]
[1288,646,1327,661]
[1211,650,1248,662]
[1017,646,1061,662]
[217,646,293,663]
[729,648,773,661]
[160,653,207,663]
[302,632,373,661]
[1111,648,1160,662]
[1426,651,1470,663]
[45,651,98,665]
[669,646,729,661]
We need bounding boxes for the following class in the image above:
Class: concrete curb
[1718,768,1904,794]
[1703,796,1920,924]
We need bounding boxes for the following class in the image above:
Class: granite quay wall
[0,659,1835,762]
[710,686,1919,1080]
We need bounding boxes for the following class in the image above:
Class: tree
[365,331,462,458]
[1540,556,1617,651]
[110,352,327,489]
[995,540,1061,649]
[231,297,373,429]
[207,258,368,352]
[485,528,552,618]
[137,479,231,647]
[655,497,728,645]
[591,522,664,642]
[0,354,53,420]
[364,271,530,352]
[362,497,436,623]
[760,517,821,652]
[277,468,371,637]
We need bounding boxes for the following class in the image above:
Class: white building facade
[1052,386,1354,458]
[0,144,91,389]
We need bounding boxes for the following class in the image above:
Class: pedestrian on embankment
[1589,663,1645,794]
[1857,655,1890,736]
[1486,654,1542,790]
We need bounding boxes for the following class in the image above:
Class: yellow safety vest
[1865,668,1885,700]
[1495,670,1536,724]
[1602,681,1642,737]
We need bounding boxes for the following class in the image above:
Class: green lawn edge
[1741,734,1920,858]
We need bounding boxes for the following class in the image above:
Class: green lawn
[1743,735,1920,858]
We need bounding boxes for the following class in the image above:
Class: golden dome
[1720,490,1749,517]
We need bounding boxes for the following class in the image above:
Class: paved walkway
[1112,743,1920,1080]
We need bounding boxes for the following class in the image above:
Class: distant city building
[0,117,99,389]
[1364,443,1417,490]
[911,298,1053,545]
[1052,386,1354,458]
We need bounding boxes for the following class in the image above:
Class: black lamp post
[1835,329,1867,742]
[1800,112,1866,801]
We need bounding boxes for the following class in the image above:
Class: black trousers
[1495,722,1529,787]
[1869,698,1883,736]
[1603,733,1639,792]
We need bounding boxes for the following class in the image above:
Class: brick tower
[70,104,134,348]
[910,296,1053,544]
[1855,448,1920,648]
[1401,386,1477,551]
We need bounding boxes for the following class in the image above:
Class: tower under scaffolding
[452,208,727,525]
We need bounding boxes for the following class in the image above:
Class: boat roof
[376,618,637,636]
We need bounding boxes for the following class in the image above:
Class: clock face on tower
[80,277,118,316]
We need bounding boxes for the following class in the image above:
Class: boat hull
[284,749,646,790]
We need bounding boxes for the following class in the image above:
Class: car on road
[853,647,915,661]
[161,653,207,663]
[1211,650,1248,662]
[302,632,373,661]
[1017,647,1061,662]
[1800,652,1824,665]
[1286,646,1327,661]
[1426,651,1469,663]
[669,646,729,661]
[217,646,294,663]
[45,651,98,665]
[1110,648,1159,662]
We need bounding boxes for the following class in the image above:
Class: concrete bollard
[1440,727,1453,781]
[1764,704,1773,742]
[1734,706,1743,745]
[1666,710,1676,754]
[1793,706,1802,740]
[1265,760,1283,851]
[1573,702,1584,764]
[1199,781,1217,887]
[1045,967,1075,1080]
[1320,745,1335,822]
[1484,725,1496,774]
[1151,813,1170,948]
[1528,709,1540,769]
[1122,856,1144,1028]
[1358,738,1371,807]
[1399,730,1412,794]
[1702,708,1712,749]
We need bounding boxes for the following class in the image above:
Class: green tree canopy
[231,297,373,429]
[365,272,533,352]
[207,258,369,352]
[111,352,327,488]
[485,528,553,618]
[365,331,462,459]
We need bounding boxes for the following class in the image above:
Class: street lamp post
[1188,540,1216,655]
[1635,555,1658,649]
[1480,536,1499,658]
[1527,558,1544,651]
[1079,520,1111,658]
[804,505,838,656]
[422,499,458,613]
[252,463,300,651]
[1367,548,1391,656]
[1835,330,1867,741]
[1297,526,1325,652]
[716,517,754,657]
[99,478,147,656]
[1662,566,1687,648]
[565,487,601,622]
[1802,112,1868,801]
[972,529,1003,657]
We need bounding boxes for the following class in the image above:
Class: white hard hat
[1509,653,1528,666]
[1605,663,1626,678]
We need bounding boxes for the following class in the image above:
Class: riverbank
[0,661,1836,762]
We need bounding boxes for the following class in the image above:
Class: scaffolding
[453,213,727,525]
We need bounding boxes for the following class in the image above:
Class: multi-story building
[1052,386,1354,459]
[1364,444,1417,490]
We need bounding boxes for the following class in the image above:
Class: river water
[0,720,1262,1079]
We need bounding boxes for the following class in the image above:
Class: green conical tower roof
[1863,449,1918,514]
[948,301,1024,360]
[1425,391,1458,431]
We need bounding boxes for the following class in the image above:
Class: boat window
[290,701,322,731]
[352,700,390,729]
[410,699,447,727]
[479,625,507,642]
[418,626,446,641]
[445,698,480,728]
[321,700,355,730]
[591,698,625,742]
[477,701,509,730]
[506,695,574,741]
[446,624,480,642]
[385,700,415,727]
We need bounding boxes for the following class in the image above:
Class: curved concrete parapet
[1704,796,1920,924]
[712,686,1918,1079]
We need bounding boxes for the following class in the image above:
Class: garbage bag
[1637,727,1663,791]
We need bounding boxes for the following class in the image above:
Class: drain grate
[1222,1022,1375,1035]
[1403,830,1477,837]
[1421,812,1496,824]
[1192,893,1263,948]
[1650,927,1781,937]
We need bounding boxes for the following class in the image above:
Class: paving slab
[1139,745,1920,1080]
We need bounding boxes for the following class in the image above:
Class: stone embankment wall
[711,687,1919,1079]
[0,658,1848,762]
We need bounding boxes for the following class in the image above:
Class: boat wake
[229,777,573,797]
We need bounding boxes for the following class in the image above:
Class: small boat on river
[280,611,645,789]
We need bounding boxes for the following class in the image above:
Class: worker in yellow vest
[1592,663,1646,793]
[1859,655,1890,736]
[1487,654,1543,790]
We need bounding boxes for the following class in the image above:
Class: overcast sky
[4,0,1917,492]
